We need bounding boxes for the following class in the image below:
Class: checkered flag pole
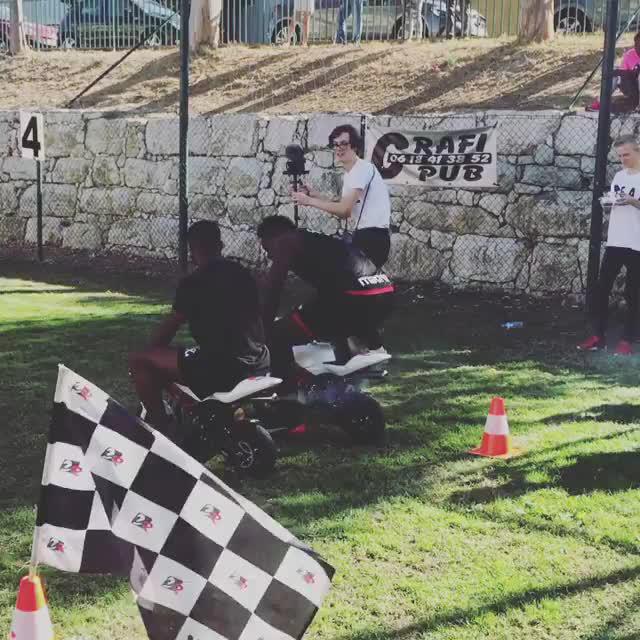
[32,365,335,640]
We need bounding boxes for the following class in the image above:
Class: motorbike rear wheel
[336,392,386,445]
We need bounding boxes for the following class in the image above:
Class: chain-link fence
[0,111,181,262]
[1,108,625,297]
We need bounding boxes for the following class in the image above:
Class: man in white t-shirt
[291,124,391,268]
[578,135,640,355]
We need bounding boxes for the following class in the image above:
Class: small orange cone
[9,574,54,640]
[469,397,513,458]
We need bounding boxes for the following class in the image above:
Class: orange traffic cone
[469,397,513,458]
[9,574,54,640]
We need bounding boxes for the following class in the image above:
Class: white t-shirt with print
[341,158,391,230]
[608,168,640,251]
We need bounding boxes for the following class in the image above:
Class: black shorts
[353,228,391,268]
[292,290,394,346]
[178,347,263,399]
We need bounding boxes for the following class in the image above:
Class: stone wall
[1,109,635,294]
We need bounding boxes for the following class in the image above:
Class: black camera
[283,145,309,226]
[283,144,308,177]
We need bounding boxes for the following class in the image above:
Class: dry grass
[0,34,632,115]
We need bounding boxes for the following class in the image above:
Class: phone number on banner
[385,152,493,166]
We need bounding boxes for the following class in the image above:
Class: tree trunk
[519,0,554,42]
[189,0,221,51]
[9,0,27,55]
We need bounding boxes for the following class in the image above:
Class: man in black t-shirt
[129,220,269,434]
[256,215,394,382]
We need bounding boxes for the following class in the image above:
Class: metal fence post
[36,161,43,262]
[586,0,619,309]
[179,0,191,273]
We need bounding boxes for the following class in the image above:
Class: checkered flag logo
[33,365,335,640]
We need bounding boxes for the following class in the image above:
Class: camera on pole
[283,144,309,227]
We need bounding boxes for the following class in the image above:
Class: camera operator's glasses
[330,141,351,149]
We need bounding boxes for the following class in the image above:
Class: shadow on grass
[4,269,640,545]
[335,564,640,640]
[0,314,160,510]
[0,258,177,302]
[559,451,640,494]
[545,403,640,426]
[5,269,640,630]
[0,281,636,510]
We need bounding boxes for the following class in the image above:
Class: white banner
[366,124,498,188]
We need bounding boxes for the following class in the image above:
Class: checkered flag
[33,365,334,640]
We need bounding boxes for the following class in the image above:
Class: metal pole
[586,0,619,309]
[111,0,116,50]
[293,180,300,227]
[36,161,43,262]
[179,0,191,273]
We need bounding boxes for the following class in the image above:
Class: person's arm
[262,234,301,332]
[618,194,640,209]
[299,182,326,200]
[292,187,362,220]
[148,311,185,348]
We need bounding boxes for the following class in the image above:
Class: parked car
[267,0,486,44]
[58,0,180,48]
[0,4,59,50]
[554,0,640,33]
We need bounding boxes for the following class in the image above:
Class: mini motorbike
[250,341,392,446]
[139,342,391,477]
[139,375,282,477]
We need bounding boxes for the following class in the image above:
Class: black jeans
[594,246,640,341]
[614,68,640,108]
[352,228,391,269]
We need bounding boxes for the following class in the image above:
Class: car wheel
[554,8,591,33]
[271,22,300,45]
[60,35,77,49]
[144,32,162,47]
[392,17,424,40]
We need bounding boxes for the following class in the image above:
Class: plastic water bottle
[501,321,524,329]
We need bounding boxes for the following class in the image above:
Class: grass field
[2,261,640,640]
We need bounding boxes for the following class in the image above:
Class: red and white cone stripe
[469,397,512,458]
[9,575,54,640]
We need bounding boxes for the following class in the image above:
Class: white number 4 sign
[20,112,45,161]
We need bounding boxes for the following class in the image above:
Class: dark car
[58,0,180,48]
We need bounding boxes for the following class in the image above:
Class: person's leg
[594,247,625,337]
[632,69,640,109]
[352,0,362,42]
[622,249,640,342]
[336,0,348,43]
[303,11,311,45]
[343,292,394,352]
[352,228,391,268]
[209,0,222,47]
[406,0,417,40]
[269,307,318,381]
[128,347,181,434]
